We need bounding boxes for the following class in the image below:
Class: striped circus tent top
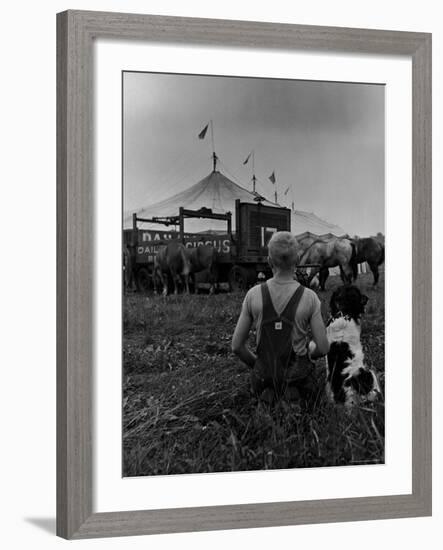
[124,168,346,237]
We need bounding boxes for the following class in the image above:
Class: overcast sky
[123,71,384,236]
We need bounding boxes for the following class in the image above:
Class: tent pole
[210,120,217,171]
[252,150,256,193]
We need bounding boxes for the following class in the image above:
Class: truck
[123,199,292,292]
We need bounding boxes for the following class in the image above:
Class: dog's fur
[325,286,381,408]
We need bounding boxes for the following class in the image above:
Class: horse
[298,237,356,290]
[352,237,385,286]
[185,244,219,294]
[153,241,191,296]
[295,233,330,289]
[122,243,136,293]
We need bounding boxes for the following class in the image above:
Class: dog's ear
[360,294,369,306]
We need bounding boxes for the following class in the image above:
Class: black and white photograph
[1,0,438,545]
[122,71,385,477]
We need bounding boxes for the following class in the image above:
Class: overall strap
[260,282,278,321]
[280,284,305,322]
[255,284,306,391]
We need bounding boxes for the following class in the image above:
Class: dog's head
[330,285,368,321]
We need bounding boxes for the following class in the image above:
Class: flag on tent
[243,152,252,165]
[284,186,290,196]
[269,171,276,184]
[198,124,209,139]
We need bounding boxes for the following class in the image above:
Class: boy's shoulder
[267,279,317,298]
[299,286,322,312]
[244,283,263,301]
[245,281,319,302]
[301,285,320,301]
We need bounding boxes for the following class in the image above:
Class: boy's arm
[308,306,330,359]
[231,308,256,368]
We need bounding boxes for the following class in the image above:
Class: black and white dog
[325,286,381,408]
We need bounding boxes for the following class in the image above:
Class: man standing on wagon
[232,231,329,404]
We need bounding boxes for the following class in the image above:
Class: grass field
[123,272,385,477]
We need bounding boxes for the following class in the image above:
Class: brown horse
[153,241,191,295]
[299,237,356,290]
[352,237,385,285]
[185,244,219,294]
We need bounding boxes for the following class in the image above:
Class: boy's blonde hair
[268,231,299,271]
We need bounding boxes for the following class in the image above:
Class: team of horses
[125,234,384,295]
[296,234,384,291]
[153,241,219,296]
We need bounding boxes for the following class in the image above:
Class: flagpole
[274,172,278,204]
[283,186,291,208]
[252,150,256,193]
[210,120,217,171]
[210,119,215,152]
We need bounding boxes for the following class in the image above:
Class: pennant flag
[269,171,276,184]
[198,124,209,139]
[284,186,290,196]
[243,152,252,165]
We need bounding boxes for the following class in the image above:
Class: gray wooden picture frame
[57,10,432,540]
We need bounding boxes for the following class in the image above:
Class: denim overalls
[251,282,315,402]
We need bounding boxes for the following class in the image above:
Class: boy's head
[268,231,299,272]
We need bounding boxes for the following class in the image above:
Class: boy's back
[231,231,329,403]
[242,278,322,356]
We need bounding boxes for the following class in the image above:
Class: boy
[231,231,329,403]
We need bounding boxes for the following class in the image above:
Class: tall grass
[123,273,385,476]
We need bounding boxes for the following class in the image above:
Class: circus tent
[290,210,346,237]
[124,168,346,237]
[124,169,276,231]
